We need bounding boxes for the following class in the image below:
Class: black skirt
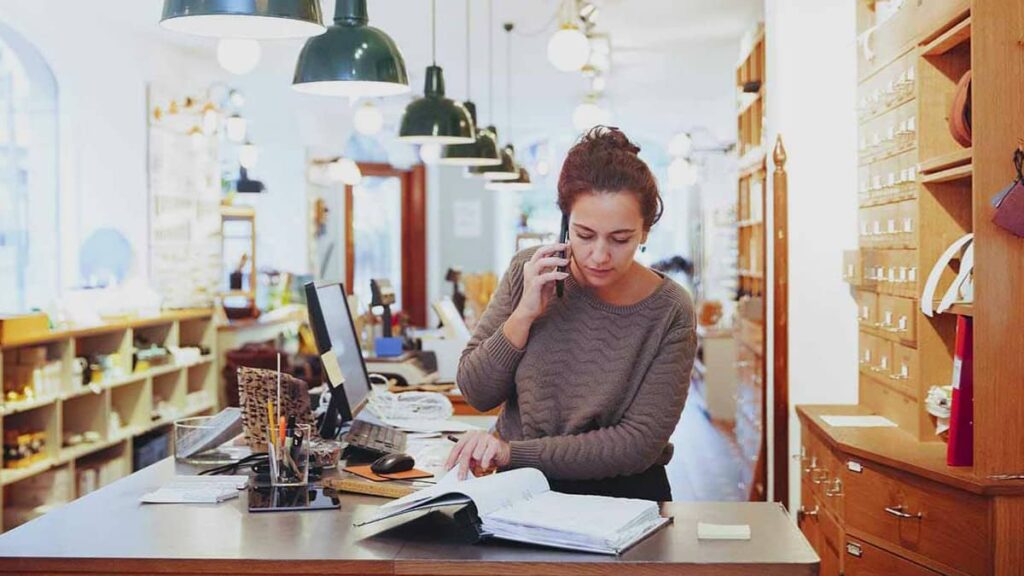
[548,465,672,502]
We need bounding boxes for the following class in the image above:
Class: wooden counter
[0,458,818,575]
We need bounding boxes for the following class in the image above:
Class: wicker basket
[237,367,315,451]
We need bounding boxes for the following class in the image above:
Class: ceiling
[108,0,762,156]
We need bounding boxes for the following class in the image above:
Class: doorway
[344,163,428,327]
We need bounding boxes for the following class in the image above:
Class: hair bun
[583,125,641,156]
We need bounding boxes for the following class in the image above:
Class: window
[0,24,58,313]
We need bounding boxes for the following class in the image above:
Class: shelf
[920,163,972,184]
[1,395,58,416]
[0,459,55,486]
[220,290,255,299]
[738,153,767,178]
[922,16,971,57]
[0,310,213,350]
[736,219,764,229]
[219,206,255,220]
[932,302,974,317]
[919,148,972,174]
[57,437,128,465]
[739,270,764,279]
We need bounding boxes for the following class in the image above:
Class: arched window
[0,23,58,313]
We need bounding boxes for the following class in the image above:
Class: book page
[363,468,549,525]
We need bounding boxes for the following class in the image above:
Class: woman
[446,126,697,501]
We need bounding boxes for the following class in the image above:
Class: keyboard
[343,420,407,457]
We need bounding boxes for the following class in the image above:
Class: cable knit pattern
[457,248,697,481]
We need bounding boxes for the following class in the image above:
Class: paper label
[847,461,863,473]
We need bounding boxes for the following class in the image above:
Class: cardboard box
[0,314,50,346]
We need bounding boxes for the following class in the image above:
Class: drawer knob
[812,468,830,484]
[884,505,923,520]
[804,456,818,474]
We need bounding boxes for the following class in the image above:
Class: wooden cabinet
[799,407,1024,576]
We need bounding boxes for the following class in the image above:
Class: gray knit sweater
[457,248,697,481]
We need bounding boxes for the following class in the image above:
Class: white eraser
[697,522,751,540]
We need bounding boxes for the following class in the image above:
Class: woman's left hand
[445,431,511,480]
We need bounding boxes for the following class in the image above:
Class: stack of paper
[481,491,667,554]
[140,475,248,504]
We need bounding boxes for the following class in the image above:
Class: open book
[356,468,670,555]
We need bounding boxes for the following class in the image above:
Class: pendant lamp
[440,0,501,166]
[293,0,409,97]
[160,0,325,39]
[470,142,519,180]
[440,103,501,166]
[486,166,532,191]
[398,0,475,145]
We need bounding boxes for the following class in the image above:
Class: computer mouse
[370,452,415,475]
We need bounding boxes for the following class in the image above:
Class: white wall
[0,2,224,288]
[764,0,859,511]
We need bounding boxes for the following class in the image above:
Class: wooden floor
[666,394,748,501]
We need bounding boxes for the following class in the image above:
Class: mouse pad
[343,464,434,482]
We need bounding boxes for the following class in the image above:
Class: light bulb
[202,107,219,134]
[239,142,259,169]
[353,101,383,135]
[226,115,247,142]
[229,89,246,108]
[547,26,591,72]
[338,158,362,185]
[419,143,442,164]
[573,101,609,132]
[217,39,262,75]
[668,132,693,157]
[668,157,698,188]
[591,76,607,93]
[188,127,205,150]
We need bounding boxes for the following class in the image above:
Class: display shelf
[738,89,763,116]
[739,270,764,279]
[0,459,54,487]
[736,219,764,229]
[57,437,126,466]
[1,395,57,416]
[857,143,918,167]
[918,147,972,174]
[919,162,972,184]
[922,15,971,56]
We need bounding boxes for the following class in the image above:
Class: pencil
[266,401,276,449]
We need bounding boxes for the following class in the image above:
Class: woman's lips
[586,267,613,276]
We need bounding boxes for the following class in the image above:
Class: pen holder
[267,423,311,487]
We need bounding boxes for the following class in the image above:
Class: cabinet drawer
[889,343,918,396]
[843,459,991,576]
[858,332,878,373]
[896,199,918,249]
[877,295,917,346]
[857,291,879,329]
[844,538,942,576]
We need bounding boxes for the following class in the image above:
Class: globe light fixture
[573,98,610,132]
[226,114,247,142]
[217,38,261,75]
[353,101,384,135]
[668,157,699,188]
[547,25,590,72]
[239,141,259,169]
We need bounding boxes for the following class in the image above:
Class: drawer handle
[825,478,843,497]
[798,505,819,519]
[804,456,818,474]
[884,505,923,520]
[812,468,830,485]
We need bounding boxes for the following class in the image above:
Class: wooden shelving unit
[0,312,217,532]
[804,1,1024,574]
[734,27,767,502]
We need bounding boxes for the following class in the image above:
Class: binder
[947,316,973,466]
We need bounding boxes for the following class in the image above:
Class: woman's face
[569,191,646,289]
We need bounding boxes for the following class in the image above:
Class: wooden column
[773,136,790,509]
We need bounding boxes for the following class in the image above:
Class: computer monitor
[305,281,373,433]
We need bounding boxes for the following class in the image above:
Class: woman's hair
[557,126,664,230]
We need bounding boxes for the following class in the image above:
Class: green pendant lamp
[293,0,409,97]
[160,0,325,39]
[440,0,501,166]
[470,142,519,180]
[398,0,475,145]
[440,102,501,166]
[486,166,532,191]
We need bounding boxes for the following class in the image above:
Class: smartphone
[556,212,570,298]
[247,485,341,513]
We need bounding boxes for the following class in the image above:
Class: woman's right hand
[513,243,570,323]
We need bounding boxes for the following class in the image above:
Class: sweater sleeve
[456,251,531,412]
[506,312,697,480]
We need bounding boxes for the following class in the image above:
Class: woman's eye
[577,234,594,241]
[613,237,631,244]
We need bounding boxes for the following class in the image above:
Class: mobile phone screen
[556,212,569,298]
